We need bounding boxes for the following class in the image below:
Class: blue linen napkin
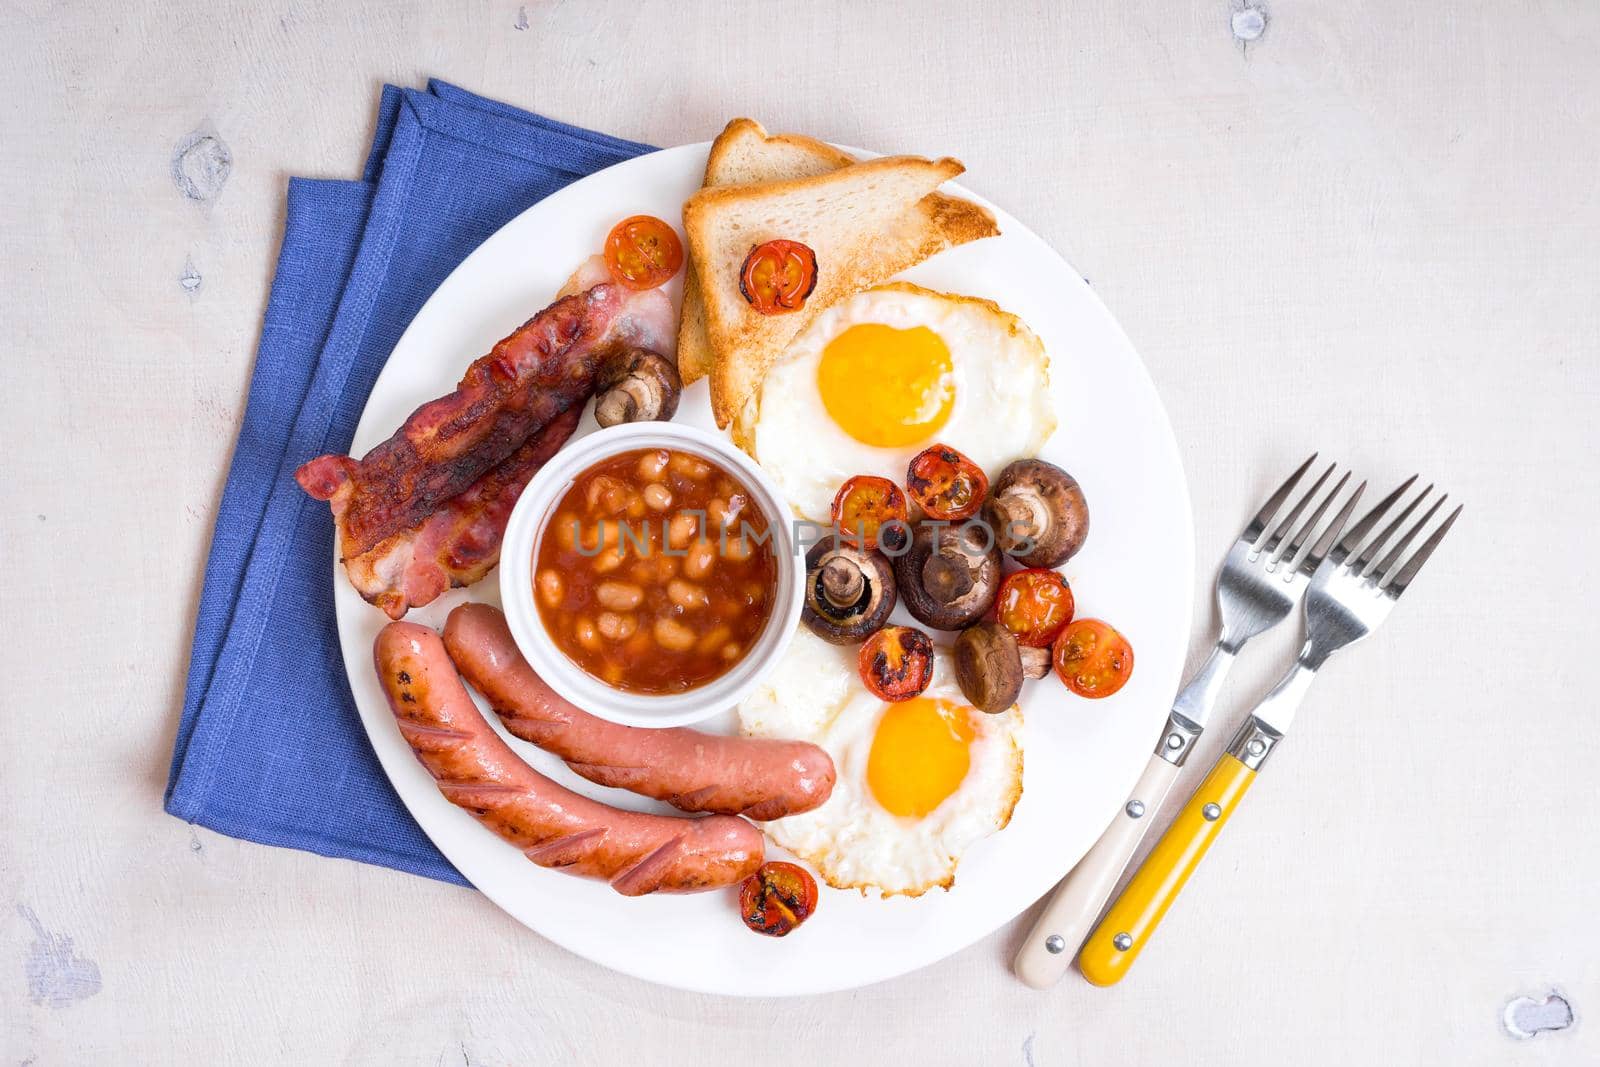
[165,81,652,885]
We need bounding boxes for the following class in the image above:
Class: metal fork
[1077,478,1461,986]
[1015,455,1356,988]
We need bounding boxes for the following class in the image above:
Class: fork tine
[1281,468,1352,565]
[1369,492,1446,585]
[1242,453,1318,545]
[1333,474,1418,563]
[1383,504,1462,595]
[1300,480,1365,574]
[1350,484,1433,575]
[1369,495,1446,579]
[1263,462,1335,558]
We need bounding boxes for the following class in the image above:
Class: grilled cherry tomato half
[905,445,989,521]
[831,475,910,551]
[992,568,1076,648]
[739,239,817,314]
[603,215,683,290]
[1052,618,1134,699]
[858,625,936,702]
[739,861,819,937]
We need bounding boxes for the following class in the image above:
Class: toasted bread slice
[677,120,999,388]
[685,154,978,427]
[677,121,852,385]
[703,118,857,183]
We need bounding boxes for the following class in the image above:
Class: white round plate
[335,142,1193,997]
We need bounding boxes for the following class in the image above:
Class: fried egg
[739,283,1055,521]
[737,627,1024,897]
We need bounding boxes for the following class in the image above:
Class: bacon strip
[297,273,673,560]
[327,405,582,619]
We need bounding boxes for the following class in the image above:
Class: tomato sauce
[534,447,778,694]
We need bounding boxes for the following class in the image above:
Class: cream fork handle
[1013,752,1182,989]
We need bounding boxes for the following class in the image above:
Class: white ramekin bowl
[499,421,804,729]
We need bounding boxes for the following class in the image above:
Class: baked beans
[534,447,778,694]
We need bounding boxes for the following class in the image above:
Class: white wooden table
[6,1,1597,1062]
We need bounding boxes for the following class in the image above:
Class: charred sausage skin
[373,621,764,895]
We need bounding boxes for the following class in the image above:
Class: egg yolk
[866,697,975,818]
[816,324,955,447]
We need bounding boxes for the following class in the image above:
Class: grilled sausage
[442,603,836,820]
[373,621,763,895]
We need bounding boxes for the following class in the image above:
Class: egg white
[740,282,1056,522]
[737,627,1024,897]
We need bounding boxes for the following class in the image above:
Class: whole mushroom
[593,347,682,427]
[893,520,1002,630]
[801,542,897,644]
[984,458,1090,568]
[953,621,1053,713]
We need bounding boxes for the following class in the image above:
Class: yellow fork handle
[1078,752,1257,986]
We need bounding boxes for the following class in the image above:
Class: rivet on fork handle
[1158,711,1202,766]
[1226,716,1283,771]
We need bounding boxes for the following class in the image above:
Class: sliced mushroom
[984,458,1090,568]
[954,623,1053,713]
[801,542,896,644]
[953,622,1025,713]
[893,521,1001,630]
[1019,644,1052,680]
[593,347,682,427]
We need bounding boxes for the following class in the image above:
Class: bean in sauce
[534,447,778,694]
